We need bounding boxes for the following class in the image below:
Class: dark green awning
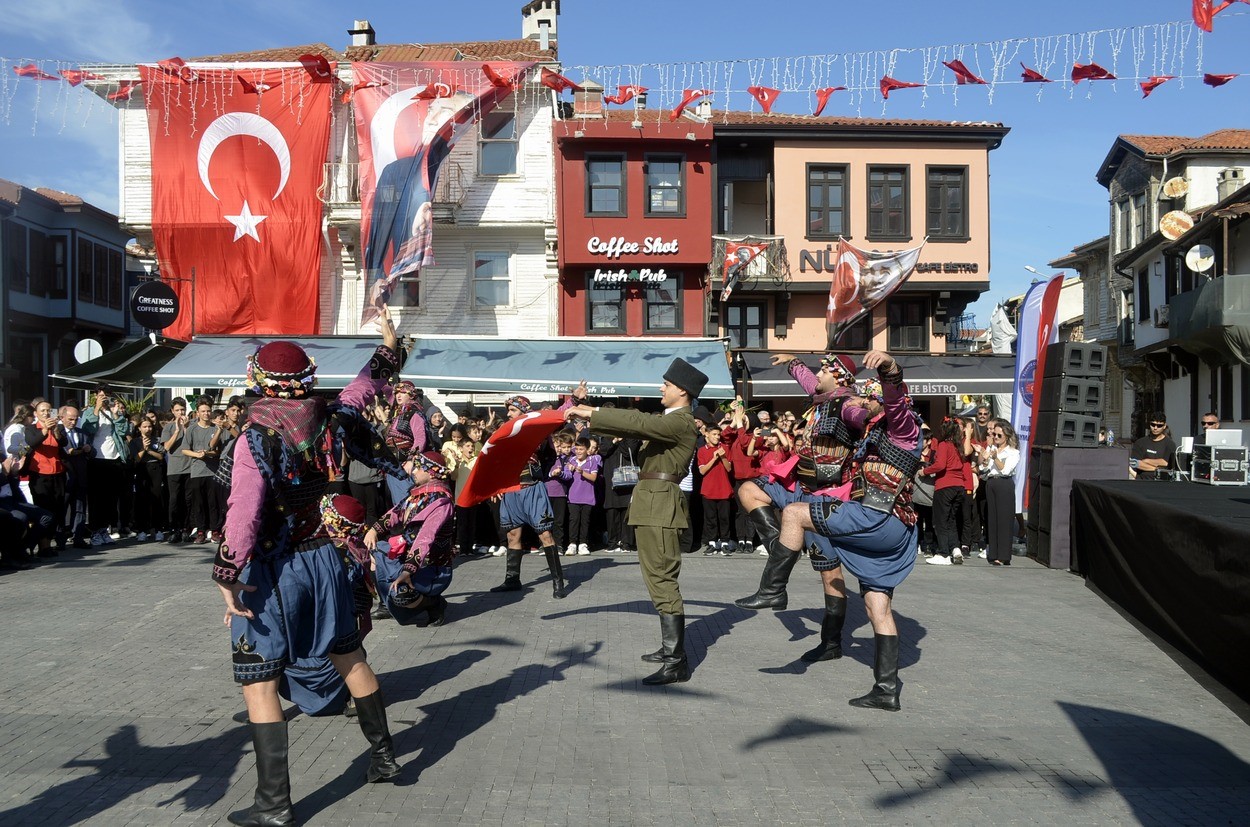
[50,336,186,389]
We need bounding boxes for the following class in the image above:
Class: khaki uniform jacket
[591,406,695,529]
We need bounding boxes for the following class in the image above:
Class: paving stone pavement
[1,540,1249,826]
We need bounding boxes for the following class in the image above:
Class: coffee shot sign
[130,281,180,330]
[586,236,680,259]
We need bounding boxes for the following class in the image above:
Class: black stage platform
[1072,480,1250,700]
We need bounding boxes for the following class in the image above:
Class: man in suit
[564,358,708,685]
[59,405,93,549]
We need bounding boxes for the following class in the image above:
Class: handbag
[611,445,640,489]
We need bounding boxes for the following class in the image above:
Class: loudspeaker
[1026,446,1128,570]
[1042,341,1106,379]
[1034,411,1101,447]
[1038,376,1103,416]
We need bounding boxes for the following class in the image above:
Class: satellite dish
[1162,177,1189,199]
[1186,243,1216,273]
[1159,210,1194,241]
[73,338,103,364]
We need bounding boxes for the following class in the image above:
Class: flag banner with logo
[825,237,925,346]
[352,61,536,327]
[720,241,768,302]
[457,410,567,507]
[140,65,332,340]
[1009,273,1064,512]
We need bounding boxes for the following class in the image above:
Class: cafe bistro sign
[587,235,680,259]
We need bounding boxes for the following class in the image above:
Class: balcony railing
[319,160,469,223]
[711,234,790,290]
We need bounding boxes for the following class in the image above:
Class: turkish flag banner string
[1071,62,1116,83]
[1140,75,1175,98]
[353,61,537,327]
[1193,0,1250,33]
[540,67,582,93]
[1204,72,1239,87]
[58,69,103,86]
[603,85,647,105]
[720,242,769,302]
[297,54,334,82]
[457,410,568,507]
[670,88,711,121]
[943,59,987,85]
[238,76,275,95]
[826,237,926,347]
[156,57,198,83]
[812,86,846,116]
[1020,64,1053,83]
[140,65,333,340]
[879,75,923,99]
[108,81,141,101]
[13,64,59,81]
[746,85,781,113]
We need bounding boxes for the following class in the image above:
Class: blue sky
[0,0,1247,324]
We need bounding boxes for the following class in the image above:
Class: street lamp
[1023,265,1044,284]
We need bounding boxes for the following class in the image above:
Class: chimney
[635,91,647,111]
[348,20,376,47]
[1217,167,1245,202]
[573,78,604,119]
[695,99,712,119]
[521,0,560,50]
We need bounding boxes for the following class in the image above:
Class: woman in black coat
[596,435,642,552]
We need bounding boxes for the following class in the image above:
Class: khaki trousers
[633,524,684,614]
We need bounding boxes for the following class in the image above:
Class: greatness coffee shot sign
[130,281,181,330]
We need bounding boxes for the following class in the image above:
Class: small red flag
[457,411,568,507]
[482,63,524,91]
[943,59,987,85]
[670,88,711,121]
[879,75,923,99]
[414,81,456,100]
[1204,72,1239,87]
[156,57,197,82]
[1139,75,1175,98]
[813,86,847,116]
[13,64,59,81]
[58,69,103,86]
[746,85,782,114]
[603,85,647,105]
[340,79,384,104]
[1071,62,1116,84]
[1020,64,1052,83]
[1192,0,1246,32]
[107,81,141,101]
[297,54,334,82]
[540,67,581,94]
[238,75,274,94]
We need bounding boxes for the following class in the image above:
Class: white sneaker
[529,548,541,554]
[977,550,988,559]
[951,548,964,564]
[756,545,768,556]
[155,531,166,542]
[564,544,576,556]
[491,546,506,556]
[136,532,150,542]
[109,530,121,540]
[926,555,953,566]
[578,543,590,555]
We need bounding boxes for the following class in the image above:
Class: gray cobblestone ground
[1,541,1248,826]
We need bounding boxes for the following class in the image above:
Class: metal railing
[319,161,469,218]
[710,234,790,289]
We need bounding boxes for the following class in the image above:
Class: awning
[50,335,186,390]
[403,336,735,399]
[154,336,381,389]
[741,351,1017,398]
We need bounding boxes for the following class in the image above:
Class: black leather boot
[228,721,294,826]
[489,548,524,592]
[747,507,782,546]
[371,597,391,620]
[543,546,566,598]
[800,594,847,662]
[848,634,901,711]
[642,614,690,685]
[734,538,801,611]
[423,594,447,626]
[354,690,401,782]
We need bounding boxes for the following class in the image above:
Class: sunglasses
[991,431,1006,437]
[1202,421,1218,427]
[1149,422,1166,427]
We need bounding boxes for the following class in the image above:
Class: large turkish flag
[457,410,566,507]
[141,65,333,339]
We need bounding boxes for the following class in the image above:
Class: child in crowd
[129,418,167,542]
[564,436,601,555]
[548,431,574,555]
[696,423,733,555]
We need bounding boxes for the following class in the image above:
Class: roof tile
[1119,128,1250,156]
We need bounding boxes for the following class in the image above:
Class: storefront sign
[587,235,680,259]
[129,280,181,330]
[916,262,979,274]
[520,382,619,395]
[799,246,979,275]
[907,382,959,396]
[592,268,670,284]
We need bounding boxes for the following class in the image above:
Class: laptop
[1202,428,1243,447]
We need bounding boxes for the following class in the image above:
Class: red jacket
[921,441,967,491]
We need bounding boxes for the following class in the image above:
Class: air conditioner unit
[1153,304,1170,327]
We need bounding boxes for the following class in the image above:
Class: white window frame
[471,250,513,309]
[478,98,519,177]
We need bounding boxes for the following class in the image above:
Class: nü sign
[587,236,680,259]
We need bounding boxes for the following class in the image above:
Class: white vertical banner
[1010,276,1064,513]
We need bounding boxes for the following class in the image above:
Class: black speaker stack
[1026,342,1128,571]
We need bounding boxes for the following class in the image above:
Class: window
[77,237,93,302]
[867,166,909,240]
[586,274,626,333]
[1118,200,1132,252]
[51,236,67,298]
[27,229,48,297]
[472,251,511,307]
[644,154,684,216]
[108,249,123,310]
[926,167,968,239]
[806,165,847,238]
[1132,192,1147,246]
[5,221,27,292]
[586,154,626,216]
[644,272,681,332]
[838,315,872,351]
[1137,268,1150,322]
[1122,289,1135,344]
[397,275,420,307]
[479,101,517,176]
[723,302,767,349]
[887,299,927,351]
[93,244,108,306]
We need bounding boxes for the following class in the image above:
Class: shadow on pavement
[0,723,248,826]
[381,648,493,705]
[741,716,852,750]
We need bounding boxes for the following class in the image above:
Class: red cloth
[746,86,781,114]
[813,86,846,116]
[13,64,58,81]
[59,69,103,86]
[922,441,967,491]
[1140,76,1175,98]
[1204,73,1239,87]
[670,88,711,121]
[603,85,647,105]
[140,65,333,338]
[457,410,567,507]
[943,60,986,85]
[540,68,581,93]
[1071,62,1115,84]
[696,444,733,499]
[1020,64,1052,83]
[879,75,923,99]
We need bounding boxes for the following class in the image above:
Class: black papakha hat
[663,358,709,399]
